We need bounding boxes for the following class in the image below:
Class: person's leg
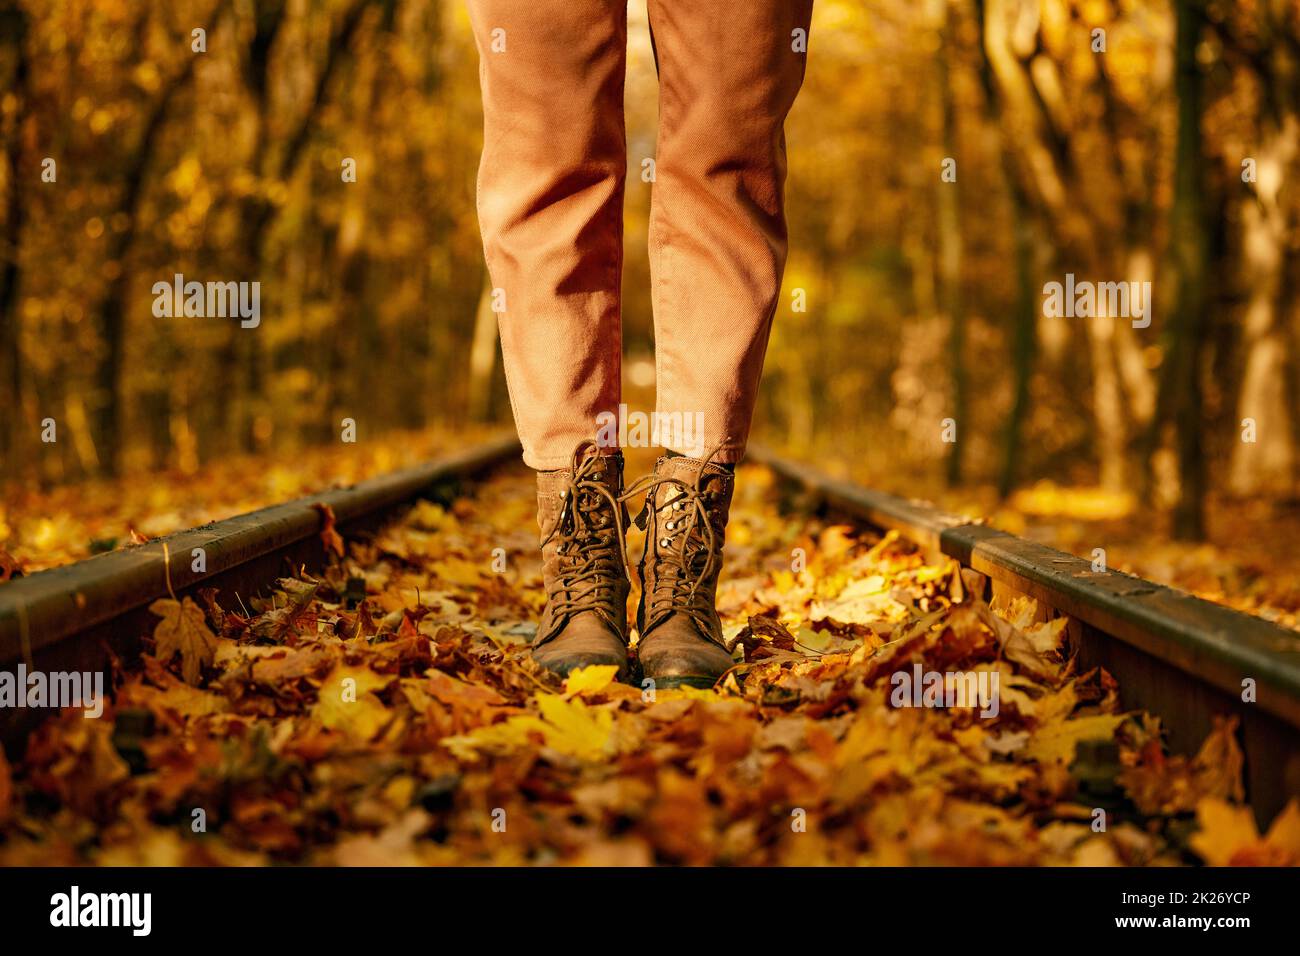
[468,2,632,677]
[467,0,627,470]
[632,0,812,687]
[645,0,813,464]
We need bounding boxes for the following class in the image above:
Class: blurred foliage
[1,0,1298,532]
[2,0,491,480]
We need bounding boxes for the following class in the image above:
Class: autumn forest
[0,0,1299,883]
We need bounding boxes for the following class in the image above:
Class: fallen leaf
[313,664,392,741]
[564,664,619,697]
[1024,713,1127,765]
[149,597,219,685]
[314,502,345,558]
[1191,798,1300,866]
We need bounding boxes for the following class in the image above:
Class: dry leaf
[314,502,345,558]
[564,664,619,697]
[149,596,219,685]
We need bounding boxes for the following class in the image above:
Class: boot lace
[540,440,632,632]
[621,442,728,637]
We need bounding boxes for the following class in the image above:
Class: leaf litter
[1,465,1296,866]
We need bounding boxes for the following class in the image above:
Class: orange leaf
[314,502,345,558]
[149,597,218,685]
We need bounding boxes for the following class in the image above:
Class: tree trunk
[937,0,966,487]
[1093,26,1159,486]
[90,1,225,476]
[233,0,371,454]
[1228,1,1298,496]
[1230,158,1296,495]
[1165,0,1211,539]
[975,0,1039,499]
[0,1,29,481]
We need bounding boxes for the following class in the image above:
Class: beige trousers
[469,1,813,468]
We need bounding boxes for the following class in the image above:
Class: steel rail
[0,433,523,747]
[747,444,1300,824]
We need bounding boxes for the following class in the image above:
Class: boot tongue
[651,456,733,524]
[535,452,623,496]
[588,451,623,484]
[653,455,731,489]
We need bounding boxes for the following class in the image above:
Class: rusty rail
[746,444,1300,824]
[0,434,522,747]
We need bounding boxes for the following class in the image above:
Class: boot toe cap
[532,617,628,680]
[638,630,735,688]
[533,645,628,679]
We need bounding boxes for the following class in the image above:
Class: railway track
[0,435,522,748]
[1,433,1297,835]
[747,445,1300,824]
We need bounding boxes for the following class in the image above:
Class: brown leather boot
[531,441,632,680]
[628,453,736,689]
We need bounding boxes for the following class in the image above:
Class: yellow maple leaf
[533,693,616,760]
[148,597,218,685]
[313,664,392,741]
[1191,798,1300,866]
[1023,712,1126,765]
[430,556,489,587]
[442,693,617,762]
[406,500,453,531]
[1189,799,1263,866]
[564,664,619,697]
[1264,800,1300,854]
[441,719,535,761]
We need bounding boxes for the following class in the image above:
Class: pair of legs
[469,0,813,684]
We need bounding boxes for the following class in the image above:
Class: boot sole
[644,675,719,691]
